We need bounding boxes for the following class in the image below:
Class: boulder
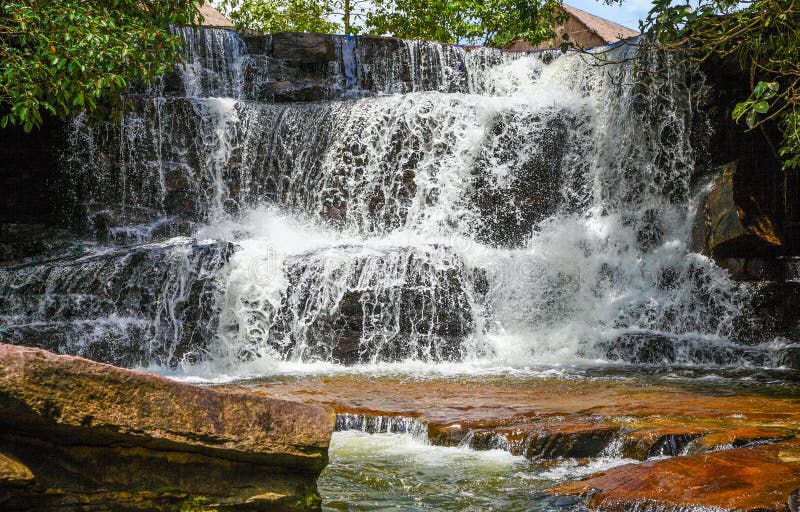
[693,162,782,259]
[549,440,800,512]
[0,343,335,511]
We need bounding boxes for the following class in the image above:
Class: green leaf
[746,110,757,129]
[753,101,769,114]
[732,102,749,122]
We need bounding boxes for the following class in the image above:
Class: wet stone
[550,440,800,512]
[262,245,480,364]
[0,343,335,512]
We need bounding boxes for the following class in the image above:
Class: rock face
[550,441,800,512]
[693,162,783,259]
[0,344,335,511]
[264,245,479,364]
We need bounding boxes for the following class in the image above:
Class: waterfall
[10,28,772,371]
[0,239,233,367]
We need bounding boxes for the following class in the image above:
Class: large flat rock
[232,374,800,460]
[0,344,335,511]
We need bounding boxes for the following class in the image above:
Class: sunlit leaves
[218,0,339,34]
[732,81,779,128]
[0,0,202,132]
[364,0,566,47]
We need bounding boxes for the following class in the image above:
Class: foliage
[217,0,339,34]
[1,0,202,132]
[365,0,567,47]
[221,0,566,47]
[633,0,800,169]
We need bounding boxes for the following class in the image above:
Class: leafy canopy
[1,0,203,132]
[216,0,340,34]
[633,0,800,169]
[366,0,566,47]
[219,0,566,48]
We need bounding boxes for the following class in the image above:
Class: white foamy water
[23,29,774,376]
[178,39,746,375]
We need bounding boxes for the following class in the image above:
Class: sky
[567,0,652,30]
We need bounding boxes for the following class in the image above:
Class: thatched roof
[562,4,638,43]
[199,2,235,29]
[504,3,639,51]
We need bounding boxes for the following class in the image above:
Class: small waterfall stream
[0,27,777,372]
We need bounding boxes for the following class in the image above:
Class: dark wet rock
[470,110,588,247]
[272,32,336,63]
[693,162,783,258]
[604,331,777,366]
[715,256,786,280]
[0,238,235,367]
[0,343,334,511]
[742,281,800,343]
[605,332,677,364]
[263,80,335,102]
[0,224,80,265]
[777,345,800,370]
[620,427,708,460]
[645,432,702,458]
[494,422,618,460]
[264,245,480,364]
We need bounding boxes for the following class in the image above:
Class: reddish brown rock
[550,440,800,512]
[233,375,800,462]
[686,427,795,455]
[0,344,335,511]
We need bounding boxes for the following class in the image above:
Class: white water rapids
[185,31,742,375]
[3,28,777,376]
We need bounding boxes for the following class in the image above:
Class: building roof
[199,2,235,29]
[561,4,639,43]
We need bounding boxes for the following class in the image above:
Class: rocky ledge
[232,374,800,511]
[0,344,335,511]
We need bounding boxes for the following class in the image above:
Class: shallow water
[318,429,630,511]
[224,365,800,511]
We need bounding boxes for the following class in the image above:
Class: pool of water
[318,429,634,511]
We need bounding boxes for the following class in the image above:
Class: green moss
[178,496,218,512]
[295,493,323,511]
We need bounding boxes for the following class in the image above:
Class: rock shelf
[0,344,335,511]
[231,374,800,511]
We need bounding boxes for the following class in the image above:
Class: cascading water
[4,27,779,373]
